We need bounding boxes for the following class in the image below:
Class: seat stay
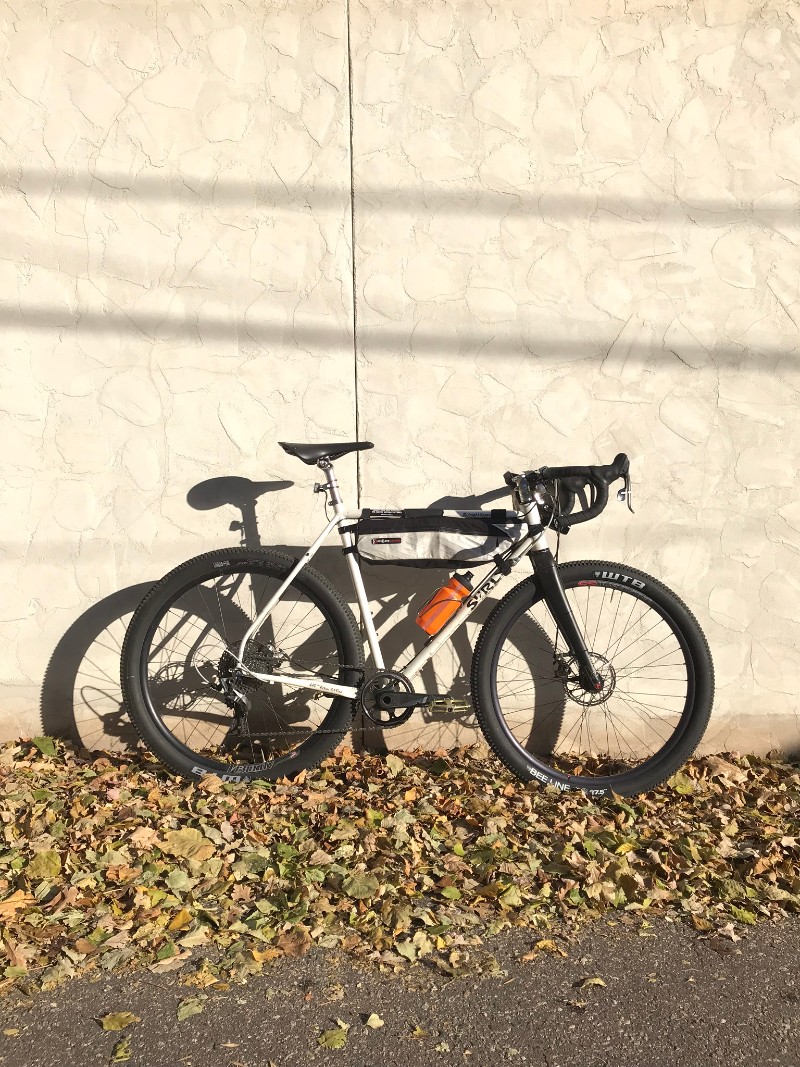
[230,505,372,700]
[235,513,341,665]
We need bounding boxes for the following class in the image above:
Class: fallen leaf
[98,1012,141,1032]
[318,1021,349,1049]
[31,737,56,757]
[729,905,757,926]
[577,977,606,989]
[717,922,742,943]
[365,1013,384,1029]
[385,754,404,777]
[342,871,380,900]
[110,1036,132,1062]
[167,909,193,932]
[160,828,215,862]
[176,995,207,1021]
[27,850,61,880]
[0,891,35,921]
[252,946,282,964]
[277,927,312,958]
[129,826,160,849]
[535,938,567,957]
[667,772,695,795]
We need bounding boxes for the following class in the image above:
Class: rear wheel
[472,561,714,795]
[120,548,363,781]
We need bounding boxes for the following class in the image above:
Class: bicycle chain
[221,662,366,739]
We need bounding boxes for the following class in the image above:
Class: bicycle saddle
[279,441,374,464]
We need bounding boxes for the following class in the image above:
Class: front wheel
[471,560,714,796]
[120,548,363,781]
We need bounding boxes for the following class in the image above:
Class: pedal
[430,698,472,712]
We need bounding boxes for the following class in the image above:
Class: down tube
[401,533,541,682]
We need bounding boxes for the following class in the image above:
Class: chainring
[359,670,416,727]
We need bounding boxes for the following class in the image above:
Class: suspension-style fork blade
[529,549,603,692]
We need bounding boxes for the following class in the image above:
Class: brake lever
[616,471,634,513]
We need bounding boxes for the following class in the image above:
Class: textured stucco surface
[1,0,357,749]
[1,0,799,755]
[352,0,800,754]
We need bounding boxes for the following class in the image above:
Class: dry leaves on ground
[0,739,798,994]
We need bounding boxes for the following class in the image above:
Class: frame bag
[355,511,521,569]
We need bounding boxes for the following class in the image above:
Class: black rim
[490,579,696,791]
[137,563,350,774]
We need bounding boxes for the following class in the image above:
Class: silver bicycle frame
[235,463,550,700]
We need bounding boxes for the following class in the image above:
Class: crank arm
[376,691,439,709]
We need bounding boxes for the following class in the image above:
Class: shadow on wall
[5,170,799,223]
[39,478,512,755]
[3,301,796,368]
[39,478,292,752]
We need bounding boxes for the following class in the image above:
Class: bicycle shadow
[40,476,560,759]
[39,478,292,750]
[40,582,154,750]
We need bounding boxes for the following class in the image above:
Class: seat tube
[320,459,386,670]
[530,548,603,691]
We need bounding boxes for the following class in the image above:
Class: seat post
[319,459,344,508]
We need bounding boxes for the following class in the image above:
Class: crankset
[358,670,438,727]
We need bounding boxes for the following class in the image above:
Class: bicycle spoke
[137,562,349,771]
[492,576,692,784]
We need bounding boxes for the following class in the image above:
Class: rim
[490,579,696,791]
[137,563,349,773]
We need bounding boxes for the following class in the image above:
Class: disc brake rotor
[556,652,617,707]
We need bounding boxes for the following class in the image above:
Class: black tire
[472,560,714,796]
[120,548,363,781]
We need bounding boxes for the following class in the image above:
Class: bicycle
[120,441,714,796]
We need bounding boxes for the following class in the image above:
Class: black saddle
[278,440,374,465]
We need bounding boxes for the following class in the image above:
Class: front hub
[556,652,617,707]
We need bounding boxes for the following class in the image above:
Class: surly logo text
[466,572,504,607]
[594,570,645,589]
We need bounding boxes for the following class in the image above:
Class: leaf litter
[0,739,798,995]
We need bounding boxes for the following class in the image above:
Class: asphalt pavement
[1,916,798,1067]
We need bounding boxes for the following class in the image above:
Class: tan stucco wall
[2,0,799,755]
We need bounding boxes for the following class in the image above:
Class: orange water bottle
[415,572,474,636]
